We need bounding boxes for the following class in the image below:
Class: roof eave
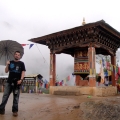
[28,19,120,44]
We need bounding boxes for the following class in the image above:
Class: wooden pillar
[50,53,56,86]
[111,55,116,86]
[35,77,38,93]
[88,46,96,87]
[2,85,4,92]
[53,53,56,85]
[75,75,80,86]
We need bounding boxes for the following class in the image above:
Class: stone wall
[50,86,81,96]
[92,86,117,97]
[50,86,117,97]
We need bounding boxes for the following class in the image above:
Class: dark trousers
[0,83,20,112]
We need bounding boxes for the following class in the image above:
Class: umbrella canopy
[0,40,24,66]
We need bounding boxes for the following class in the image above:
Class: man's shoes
[0,109,5,115]
[13,112,18,117]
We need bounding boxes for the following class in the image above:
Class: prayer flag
[108,70,111,76]
[29,44,34,49]
[104,71,108,76]
[116,66,118,73]
[102,58,105,67]
[67,75,70,80]
[21,44,27,46]
[118,67,120,75]
[90,69,92,75]
[110,64,113,71]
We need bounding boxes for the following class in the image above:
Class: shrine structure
[29,19,120,88]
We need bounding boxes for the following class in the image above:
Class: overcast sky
[0,0,120,80]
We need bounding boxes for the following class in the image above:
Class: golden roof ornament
[82,18,86,25]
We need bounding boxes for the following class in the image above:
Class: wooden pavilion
[29,19,120,87]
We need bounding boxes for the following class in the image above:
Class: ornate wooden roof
[29,20,120,56]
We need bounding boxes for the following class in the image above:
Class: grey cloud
[1,0,120,81]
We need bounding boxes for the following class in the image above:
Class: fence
[0,77,38,93]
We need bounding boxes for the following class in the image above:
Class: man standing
[0,51,26,117]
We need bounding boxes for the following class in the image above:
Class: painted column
[75,75,80,86]
[111,55,116,86]
[50,53,56,86]
[88,47,96,87]
[53,53,56,85]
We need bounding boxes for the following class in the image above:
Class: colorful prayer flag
[116,67,118,73]
[102,58,105,67]
[118,67,120,75]
[21,44,29,46]
[108,70,111,76]
[110,64,113,71]
[67,75,70,80]
[21,44,27,46]
[29,44,34,49]
[90,69,92,75]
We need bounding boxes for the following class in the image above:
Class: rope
[35,43,49,66]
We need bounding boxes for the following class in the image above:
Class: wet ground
[0,93,119,120]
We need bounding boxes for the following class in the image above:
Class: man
[0,51,26,117]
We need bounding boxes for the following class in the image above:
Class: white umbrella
[0,40,24,66]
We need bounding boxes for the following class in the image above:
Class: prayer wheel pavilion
[29,19,120,87]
